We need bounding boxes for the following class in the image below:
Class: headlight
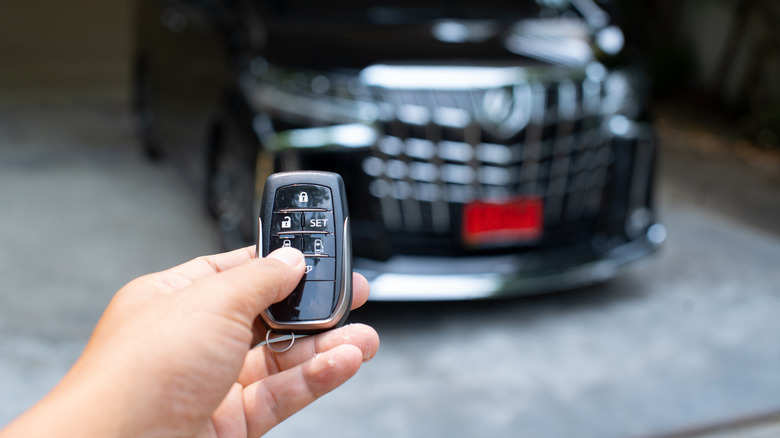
[601,69,644,119]
[246,60,377,125]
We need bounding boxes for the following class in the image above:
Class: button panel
[269,184,337,319]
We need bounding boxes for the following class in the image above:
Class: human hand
[1,246,379,438]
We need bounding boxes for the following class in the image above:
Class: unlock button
[271,212,302,233]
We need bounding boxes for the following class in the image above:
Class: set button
[303,212,334,232]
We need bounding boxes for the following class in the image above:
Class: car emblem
[479,84,533,139]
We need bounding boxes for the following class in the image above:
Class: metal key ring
[265,330,296,353]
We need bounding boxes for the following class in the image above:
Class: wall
[0,0,134,94]
[678,0,780,108]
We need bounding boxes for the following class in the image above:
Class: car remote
[257,171,352,336]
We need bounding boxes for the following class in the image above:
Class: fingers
[351,273,370,310]
[167,246,257,282]
[243,344,365,437]
[249,271,371,346]
[239,323,379,386]
[242,271,373,379]
[210,383,246,437]
[184,248,306,329]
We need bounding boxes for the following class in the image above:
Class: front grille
[360,73,612,253]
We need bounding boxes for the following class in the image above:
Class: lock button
[274,185,333,210]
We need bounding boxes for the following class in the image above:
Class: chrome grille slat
[545,80,578,222]
[463,119,482,201]
[423,109,451,234]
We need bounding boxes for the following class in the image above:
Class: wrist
[1,359,130,438]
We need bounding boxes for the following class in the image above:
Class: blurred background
[1,0,779,437]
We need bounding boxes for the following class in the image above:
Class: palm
[204,324,375,437]
[0,247,377,438]
[134,248,379,438]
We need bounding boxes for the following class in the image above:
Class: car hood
[258,1,615,69]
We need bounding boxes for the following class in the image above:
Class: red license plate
[462,196,543,247]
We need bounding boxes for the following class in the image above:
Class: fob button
[303,257,335,281]
[269,281,336,321]
[302,234,335,257]
[303,212,335,232]
[270,235,302,251]
[274,185,333,210]
[271,212,302,234]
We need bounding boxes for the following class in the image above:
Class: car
[133,0,666,300]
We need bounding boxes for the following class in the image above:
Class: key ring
[264,330,296,353]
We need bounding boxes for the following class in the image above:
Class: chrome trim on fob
[256,217,263,257]
[331,216,352,326]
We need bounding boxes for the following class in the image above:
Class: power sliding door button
[302,234,335,256]
[270,235,302,251]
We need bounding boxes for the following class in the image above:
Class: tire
[207,119,260,250]
[132,56,162,161]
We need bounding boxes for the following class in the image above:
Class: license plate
[462,197,543,247]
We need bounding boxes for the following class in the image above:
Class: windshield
[262,1,552,24]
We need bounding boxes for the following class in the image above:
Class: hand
[1,246,379,438]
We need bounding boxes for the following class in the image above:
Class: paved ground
[1,92,779,437]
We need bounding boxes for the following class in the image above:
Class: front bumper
[356,223,665,300]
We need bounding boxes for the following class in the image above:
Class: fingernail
[267,247,304,267]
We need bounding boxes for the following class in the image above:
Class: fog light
[626,207,652,239]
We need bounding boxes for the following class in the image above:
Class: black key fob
[257,171,352,336]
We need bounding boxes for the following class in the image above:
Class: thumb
[186,247,305,327]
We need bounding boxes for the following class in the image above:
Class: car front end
[235,2,665,299]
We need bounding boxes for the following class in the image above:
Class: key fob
[257,171,352,335]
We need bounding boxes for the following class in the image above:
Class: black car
[133,0,665,299]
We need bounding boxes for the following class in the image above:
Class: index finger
[184,248,306,328]
[166,245,257,282]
